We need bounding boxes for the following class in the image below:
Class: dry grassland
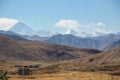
[8,71,120,80]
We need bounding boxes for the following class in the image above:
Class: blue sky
[0,0,120,34]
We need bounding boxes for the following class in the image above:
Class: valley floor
[8,71,120,80]
[1,61,120,80]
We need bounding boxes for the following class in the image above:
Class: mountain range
[0,18,120,51]
[0,18,118,37]
[0,35,101,61]
[45,34,98,48]
[45,33,120,50]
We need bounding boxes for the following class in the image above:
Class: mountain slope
[90,33,120,50]
[104,40,120,51]
[0,36,101,61]
[35,29,56,37]
[45,34,99,49]
[22,35,48,41]
[82,46,120,65]
[56,46,120,74]
[0,30,28,41]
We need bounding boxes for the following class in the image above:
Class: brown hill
[55,46,120,74]
[82,45,120,65]
[0,36,101,61]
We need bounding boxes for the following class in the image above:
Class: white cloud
[81,22,106,28]
[55,20,115,37]
[96,22,106,27]
[89,29,115,37]
[55,19,80,31]
[0,18,19,31]
[94,29,114,34]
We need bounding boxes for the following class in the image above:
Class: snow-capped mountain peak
[0,18,34,36]
[35,29,57,37]
[65,29,77,35]
[0,18,19,31]
[0,18,57,37]
[9,21,34,35]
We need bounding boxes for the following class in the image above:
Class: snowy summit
[0,18,19,31]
